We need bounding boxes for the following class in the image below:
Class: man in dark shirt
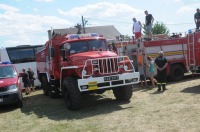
[194,8,200,30]
[145,10,154,40]
[155,51,168,92]
[27,67,35,92]
[22,69,31,95]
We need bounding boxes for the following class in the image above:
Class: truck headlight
[124,65,128,71]
[8,85,18,91]
[82,70,87,76]
[92,60,98,64]
[118,57,123,62]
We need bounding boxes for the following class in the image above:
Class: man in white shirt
[132,18,142,39]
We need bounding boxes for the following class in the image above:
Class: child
[147,56,157,88]
[138,62,147,88]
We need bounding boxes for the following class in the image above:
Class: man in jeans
[27,67,35,92]
[194,8,200,30]
[144,10,154,40]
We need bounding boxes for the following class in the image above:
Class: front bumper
[78,72,140,92]
[0,91,22,105]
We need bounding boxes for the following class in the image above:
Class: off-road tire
[170,64,184,81]
[42,83,49,96]
[48,86,60,99]
[16,93,23,108]
[41,75,49,96]
[63,77,81,110]
[112,85,133,101]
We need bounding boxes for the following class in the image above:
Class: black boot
[162,84,167,91]
[157,84,161,92]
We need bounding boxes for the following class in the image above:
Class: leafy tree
[74,23,82,34]
[142,22,169,35]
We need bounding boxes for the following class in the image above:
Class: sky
[0,0,199,48]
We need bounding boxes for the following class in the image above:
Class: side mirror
[18,73,24,77]
[61,49,68,61]
[61,49,66,58]
[51,47,55,57]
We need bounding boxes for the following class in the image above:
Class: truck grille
[0,87,8,92]
[82,56,134,78]
[99,58,118,74]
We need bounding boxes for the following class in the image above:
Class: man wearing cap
[194,8,200,30]
[155,51,168,92]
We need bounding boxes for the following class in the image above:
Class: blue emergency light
[69,34,79,39]
[0,62,12,64]
[90,33,99,37]
[69,33,99,40]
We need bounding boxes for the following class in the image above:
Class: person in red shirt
[132,18,142,39]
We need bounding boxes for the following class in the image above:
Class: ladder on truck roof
[187,32,195,70]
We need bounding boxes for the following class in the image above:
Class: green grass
[1,76,200,132]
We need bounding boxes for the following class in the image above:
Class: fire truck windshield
[88,40,108,51]
[64,39,108,54]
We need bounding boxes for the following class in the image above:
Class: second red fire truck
[116,30,200,81]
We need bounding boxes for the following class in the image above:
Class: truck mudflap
[78,72,140,92]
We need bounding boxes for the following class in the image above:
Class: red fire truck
[116,31,200,81]
[36,33,139,110]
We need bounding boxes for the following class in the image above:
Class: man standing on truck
[144,10,154,40]
[132,18,142,40]
[194,8,200,30]
[155,51,168,92]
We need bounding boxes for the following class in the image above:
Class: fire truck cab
[36,33,140,110]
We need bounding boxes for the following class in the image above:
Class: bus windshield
[6,46,40,64]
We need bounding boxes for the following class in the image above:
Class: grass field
[1,75,200,132]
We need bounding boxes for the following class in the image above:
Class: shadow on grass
[19,92,132,120]
[132,84,142,92]
[0,104,19,113]
[167,74,200,85]
[180,85,200,94]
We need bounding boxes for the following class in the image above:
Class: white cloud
[0,4,74,47]
[0,4,19,12]
[0,10,73,36]
[177,3,200,13]
[2,34,47,48]
[174,0,181,3]
[58,2,143,19]
[35,0,54,2]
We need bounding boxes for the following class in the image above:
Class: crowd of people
[133,8,200,41]
[134,50,168,92]
[22,67,35,95]
[131,8,200,92]
[132,10,154,41]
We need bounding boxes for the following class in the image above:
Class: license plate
[0,98,3,102]
[104,75,119,81]
[88,81,97,86]
[88,81,98,90]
